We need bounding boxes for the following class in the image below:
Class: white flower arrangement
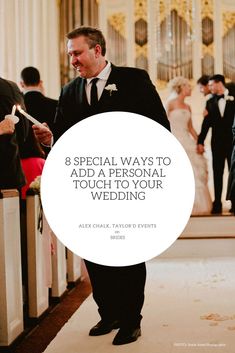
[29,176,43,232]
[225,95,234,101]
[104,83,118,96]
[29,175,41,193]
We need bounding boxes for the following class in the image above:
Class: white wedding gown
[168,109,212,215]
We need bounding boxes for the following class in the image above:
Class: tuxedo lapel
[74,77,91,117]
[76,78,87,105]
[104,65,118,86]
[223,100,233,119]
[211,97,222,117]
[98,66,120,111]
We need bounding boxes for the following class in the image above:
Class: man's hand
[32,122,53,146]
[197,144,205,154]
[0,118,15,135]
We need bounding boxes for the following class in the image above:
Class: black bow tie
[215,94,224,101]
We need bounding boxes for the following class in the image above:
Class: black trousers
[212,146,232,205]
[84,260,146,329]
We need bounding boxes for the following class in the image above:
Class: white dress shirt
[218,89,229,117]
[45,63,112,147]
[86,62,112,104]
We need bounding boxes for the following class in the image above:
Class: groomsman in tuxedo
[33,26,170,345]
[197,74,235,214]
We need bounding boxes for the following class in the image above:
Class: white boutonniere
[225,95,234,101]
[104,84,118,96]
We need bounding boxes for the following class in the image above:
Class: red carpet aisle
[43,257,235,353]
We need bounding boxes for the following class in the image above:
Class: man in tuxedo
[197,74,235,214]
[33,26,170,345]
[197,75,211,98]
[197,75,235,100]
[20,66,58,130]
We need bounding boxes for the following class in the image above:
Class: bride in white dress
[166,76,212,215]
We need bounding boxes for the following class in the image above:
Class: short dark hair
[67,26,106,56]
[21,67,40,86]
[209,74,225,85]
[197,75,210,86]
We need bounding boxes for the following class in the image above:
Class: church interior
[0,0,235,352]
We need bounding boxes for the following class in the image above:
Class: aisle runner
[44,258,235,353]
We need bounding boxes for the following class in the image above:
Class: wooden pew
[0,190,23,346]
[26,190,49,318]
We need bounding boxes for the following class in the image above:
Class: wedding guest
[20,126,45,300]
[197,74,235,214]
[166,76,211,215]
[0,118,15,135]
[20,66,58,157]
[0,77,30,302]
[20,66,58,130]
[20,127,45,200]
[0,77,28,189]
[33,26,170,346]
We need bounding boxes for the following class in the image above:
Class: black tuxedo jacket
[53,65,170,141]
[227,119,235,201]
[0,78,28,188]
[198,93,235,152]
[24,91,58,129]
